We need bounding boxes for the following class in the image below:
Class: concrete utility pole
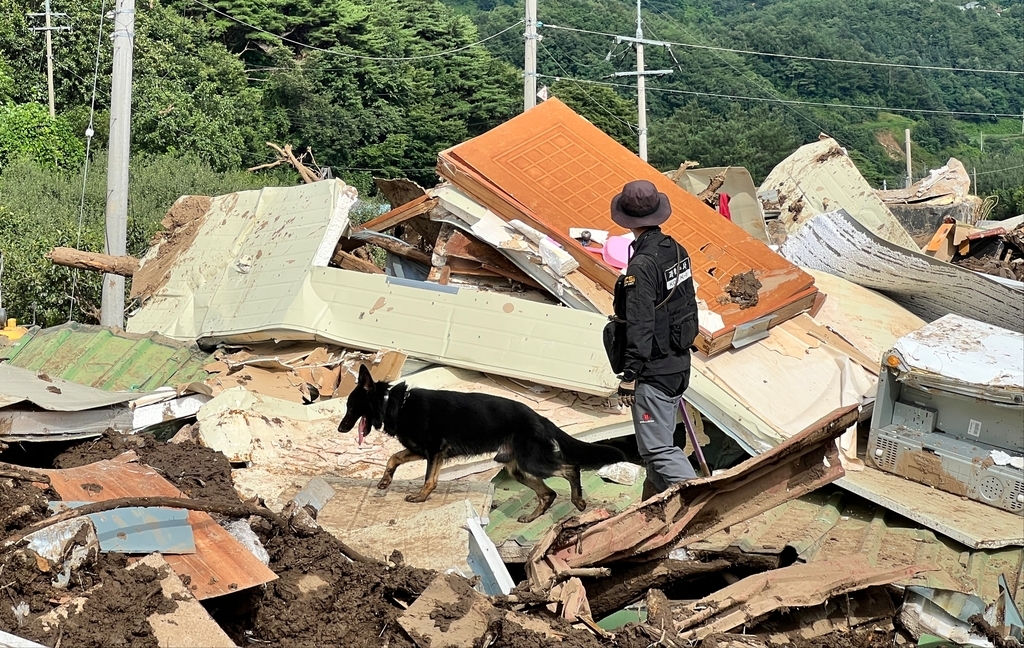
[523,0,538,112]
[904,128,913,189]
[28,0,71,118]
[100,0,135,328]
[613,0,672,162]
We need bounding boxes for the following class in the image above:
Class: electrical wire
[975,163,1024,175]
[542,23,1024,75]
[534,74,1022,119]
[192,0,522,62]
[539,40,638,134]
[68,0,108,323]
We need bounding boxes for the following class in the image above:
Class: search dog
[338,365,627,523]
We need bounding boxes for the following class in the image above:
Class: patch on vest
[665,257,691,290]
[622,275,637,287]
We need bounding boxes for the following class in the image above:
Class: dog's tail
[550,424,626,468]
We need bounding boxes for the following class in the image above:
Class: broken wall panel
[760,138,917,250]
[668,165,769,244]
[438,99,818,354]
[126,180,619,395]
[780,210,1023,330]
[527,405,858,583]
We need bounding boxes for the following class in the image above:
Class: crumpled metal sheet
[780,209,1023,330]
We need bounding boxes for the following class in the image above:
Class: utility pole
[980,131,984,153]
[523,0,538,112]
[100,0,135,328]
[612,0,672,162]
[28,0,71,118]
[904,128,912,189]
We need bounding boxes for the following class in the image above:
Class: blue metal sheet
[49,502,196,554]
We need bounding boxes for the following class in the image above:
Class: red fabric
[718,192,732,221]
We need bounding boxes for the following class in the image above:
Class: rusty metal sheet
[527,405,859,587]
[39,452,277,600]
[672,557,933,641]
[437,99,817,350]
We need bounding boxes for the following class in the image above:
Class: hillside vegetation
[0,0,1020,325]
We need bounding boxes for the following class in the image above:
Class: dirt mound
[0,478,56,534]
[239,524,436,647]
[130,195,212,301]
[724,270,763,310]
[54,430,238,501]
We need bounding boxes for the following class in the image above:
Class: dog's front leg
[378,449,423,490]
[406,454,441,503]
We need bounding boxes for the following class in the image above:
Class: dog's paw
[516,513,541,524]
[571,497,587,512]
[377,477,392,490]
[404,493,428,503]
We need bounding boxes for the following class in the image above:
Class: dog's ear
[358,364,375,392]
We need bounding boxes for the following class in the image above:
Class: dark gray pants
[633,382,697,492]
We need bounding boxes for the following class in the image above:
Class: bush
[0,103,84,169]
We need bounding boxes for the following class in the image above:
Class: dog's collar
[382,383,410,433]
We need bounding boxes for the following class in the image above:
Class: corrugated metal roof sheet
[688,486,1024,612]
[486,468,643,562]
[0,364,140,411]
[1,322,210,392]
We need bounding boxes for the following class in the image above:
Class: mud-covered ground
[0,431,908,647]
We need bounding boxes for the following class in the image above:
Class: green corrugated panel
[486,468,643,561]
[1,322,211,392]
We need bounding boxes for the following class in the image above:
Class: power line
[539,39,638,134]
[542,23,1024,76]
[534,73,1022,118]
[192,0,522,62]
[975,163,1024,176]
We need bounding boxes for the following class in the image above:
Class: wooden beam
[46,247,140,277]
[356,196,438,233]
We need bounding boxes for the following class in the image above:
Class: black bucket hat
[610,180,671,228]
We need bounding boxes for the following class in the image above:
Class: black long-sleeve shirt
[620,228,697,395]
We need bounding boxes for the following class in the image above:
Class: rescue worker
[609,180,700,499]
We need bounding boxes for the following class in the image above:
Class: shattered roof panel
[1,322,210,392]
[438,98,817,338]
[689,487,1024,612]
[893,313,1024,390]
[0,364,141,411]
[760,138,918,250]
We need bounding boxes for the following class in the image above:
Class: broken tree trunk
[46,247,140,277]
[345,231,432,266]
[249,142,320,184]
[696,170,728,206]
[332,249,385,274]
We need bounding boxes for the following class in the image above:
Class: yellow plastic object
[885,354,900,368]
[0,318,28,341]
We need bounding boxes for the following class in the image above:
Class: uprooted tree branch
[248,142,324,185]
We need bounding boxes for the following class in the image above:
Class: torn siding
[780,210,1023,330]
[760,138,917,250]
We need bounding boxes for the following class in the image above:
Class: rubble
[3,101,1022,647]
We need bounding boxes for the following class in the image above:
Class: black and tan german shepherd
[338,365,627,523]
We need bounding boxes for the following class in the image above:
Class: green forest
[0,0,1021,325]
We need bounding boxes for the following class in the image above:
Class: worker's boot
[641,477,660,501]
